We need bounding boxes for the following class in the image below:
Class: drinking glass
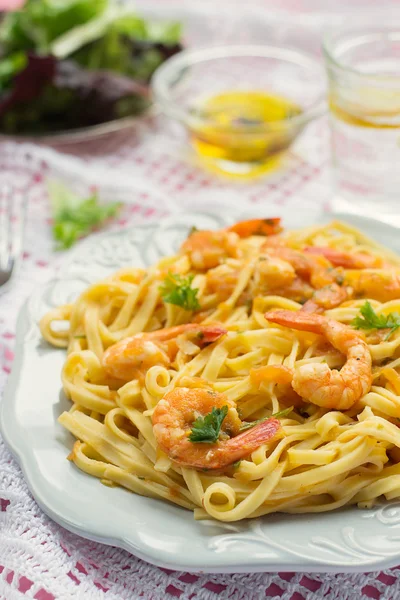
[323,26,400,216]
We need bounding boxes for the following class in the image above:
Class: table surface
[2,2,400,599]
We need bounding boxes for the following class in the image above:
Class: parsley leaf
[352,301,400,340]
[189,406,228,443]
[188,225,199,236]
[240,406,294,432]
[272,406,294,419]
[48,180,121,250]
[159,272,200,311]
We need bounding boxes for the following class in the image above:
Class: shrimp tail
[205,417,282,469]
[250,364,294,386]
[303,246,382,269]
[226,418,282,460]
[200,325,228,344]
[303,246,351,266]
[227,218,282,238]
[301,283,349,314]
[265,310,325,334]
[145,323,227,344]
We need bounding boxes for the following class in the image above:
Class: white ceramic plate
[3,210,400,573]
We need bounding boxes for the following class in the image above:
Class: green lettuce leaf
[50,5,134,59]
[0,0,107,53]
[0,51,27,91]
[145,21,182,44]
[62,13,182,81]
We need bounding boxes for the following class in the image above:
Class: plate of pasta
[4,209,400,573]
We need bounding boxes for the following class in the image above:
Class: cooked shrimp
[343,269,400,302]
[304,246,385,269]
[181,218,281,270]
[152,387,282,469]
[260,244,338,289]
[261,234,286,248]
[206,255,296,302]
[250,364,293,386]
[103,324,227,380]
[181,229,239,270]
[251,255,295,294]
[227,217,282,238]
[205,263,240,302]
[301,283,349,314]
[249,366,307,407]
[264,246,316,277]
[264,310,372,409]
[271,277,315,304]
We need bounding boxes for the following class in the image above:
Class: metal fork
[0,185,26,292]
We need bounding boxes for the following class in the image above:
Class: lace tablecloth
[2,2,400,599]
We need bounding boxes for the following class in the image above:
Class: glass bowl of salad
[0,0,183,142]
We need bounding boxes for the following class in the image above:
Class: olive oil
[189,91,303,176]
[330,94,400,129]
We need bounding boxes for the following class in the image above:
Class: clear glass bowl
[0,114,144,145]
[152,44,326,177]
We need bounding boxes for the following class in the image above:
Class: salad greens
[48,180,121,249]
[0,0,106,53]
[0,50,27,90]
[0,0,182,133]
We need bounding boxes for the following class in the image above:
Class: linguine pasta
[40,219,400,522]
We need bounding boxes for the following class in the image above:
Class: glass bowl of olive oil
[152,45,325,177]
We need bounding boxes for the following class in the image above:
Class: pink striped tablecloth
[2,2,400,599]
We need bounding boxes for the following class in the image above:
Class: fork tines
[0,185,26,288]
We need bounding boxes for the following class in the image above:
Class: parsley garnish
[240,406,293,432]
[189,406,228,443]
[48,180,121,250]
[188,226,199,236]
[272,406,294,419]
[335,274,344,286]
[159,272,200,311]
[352,301,400,340]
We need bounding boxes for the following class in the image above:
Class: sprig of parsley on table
[352,301,400,340]
[189,406,228,443]
[159,272,200,311]
[48,180,121,250]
